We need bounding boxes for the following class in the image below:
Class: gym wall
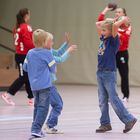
[0,0,140,86]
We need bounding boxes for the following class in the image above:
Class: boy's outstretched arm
[54,45,77,63]
[52,42,69,56]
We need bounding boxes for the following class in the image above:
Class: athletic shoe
[1,93,15,106]
[96,124,112,133]
[123,118,137,133]
[28,99,34,106]
[44,126,63,134]
[122,97,129,102]
[29,131,45,139]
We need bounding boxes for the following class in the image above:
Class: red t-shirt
[13,23,34,55]
[98,13,132,51]
[118,26,132,51]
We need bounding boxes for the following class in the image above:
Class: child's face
[24,11,30,23]
[101,28,111,38]
[44,38,54,49]
[115,8,125,18]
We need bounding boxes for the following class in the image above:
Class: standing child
[44,33,77,134]
[98,6,132,102]
[23,29,56,138]
[95,18,137,133]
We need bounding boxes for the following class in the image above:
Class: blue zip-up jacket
[23,48,56,91]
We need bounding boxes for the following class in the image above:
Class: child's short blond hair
[33,29,53,48]
[101,19,114,32]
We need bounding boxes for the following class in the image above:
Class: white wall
[0,0,140,86]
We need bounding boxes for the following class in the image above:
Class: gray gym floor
[0,85,140,140]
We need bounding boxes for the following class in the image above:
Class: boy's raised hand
[64,32,77,53]
[67,45,77,54]
[65,32,70,44]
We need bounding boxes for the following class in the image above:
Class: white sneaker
[1,93,15,106]
[122,97,129,102]
[44,126,63,134]
[29,131,45,140]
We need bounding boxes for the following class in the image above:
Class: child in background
[23,29,56,139]
[1,8,34,106]
[44,33,77,134]
[95,18,137,133]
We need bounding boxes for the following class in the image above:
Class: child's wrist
[102,7,110,15]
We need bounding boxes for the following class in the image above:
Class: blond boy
[95,19,137,133]
[23,29,56,138]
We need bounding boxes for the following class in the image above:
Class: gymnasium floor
[0,85,140,140]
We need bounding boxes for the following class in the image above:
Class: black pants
[116,50,129,98]
[7,54,33,99]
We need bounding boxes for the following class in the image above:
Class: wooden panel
[0,53,14,68]
[0,68,18,87]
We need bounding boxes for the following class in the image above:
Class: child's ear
[46,40,52,49]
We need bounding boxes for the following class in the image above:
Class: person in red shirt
[98,6,131,102]
[1,8,34,105]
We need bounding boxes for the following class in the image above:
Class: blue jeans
[31,88,51,134]
[97,70,135,126]
[47,85,63,128]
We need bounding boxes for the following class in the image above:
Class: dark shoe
[123,118,137,133]
[96,124,112,133]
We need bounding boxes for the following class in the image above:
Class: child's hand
[65,32,70,44]
[123,16,130,24]
[118,16,130,27]
[67,45,77,54]
[102,7,113,15]
[105,6,113,12]
[118,16,129,23]
[114,17,119,22]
